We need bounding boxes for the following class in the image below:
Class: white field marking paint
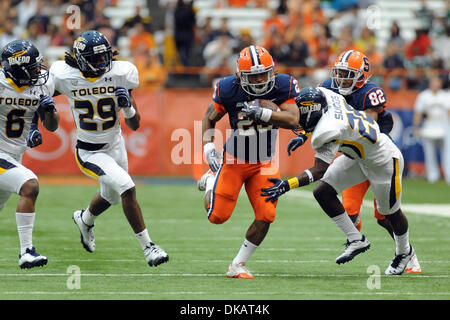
[287,189,450,217]
[0,273,449,278]
[2,291,450,296]
[0,259,448,264]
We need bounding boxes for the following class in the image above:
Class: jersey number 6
[6,109,26,138]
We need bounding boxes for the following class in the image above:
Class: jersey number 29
[75,98,117,131]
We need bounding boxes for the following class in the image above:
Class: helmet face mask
[237,46,275,96]
[330,66,363,95]
[240,67,274,96]
[331,50,370,96]
[73,31,113,77]
[1,40,49,87]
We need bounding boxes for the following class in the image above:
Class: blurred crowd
[0,0,449,90]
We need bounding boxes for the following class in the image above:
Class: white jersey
[0,72,52,157]
[312,87,402,167]
[49,60,139,144]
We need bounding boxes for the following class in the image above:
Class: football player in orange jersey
[287,50,421,273]
[197,45,300,278]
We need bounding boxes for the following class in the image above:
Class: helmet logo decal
[8,55,30,65]
[74,41,86,51]
[11,50,27,58]
[93,44,107,53]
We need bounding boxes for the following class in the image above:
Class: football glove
[241,100,263,121]
[287,133,308,156]
[27,123,42,148]
[261,178,290,203]
[376,109,394,134]
[38,95,56,113]
[203,142,221,172]
[115,87,131,108]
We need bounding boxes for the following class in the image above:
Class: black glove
[38,95,56,113]
[27,123,42,148]
[376,109,394,134]
[115,87,131,108]
[261,178,290,203]
[287,133,308,156]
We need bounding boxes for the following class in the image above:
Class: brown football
[259,99,279,111]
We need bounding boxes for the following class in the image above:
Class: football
[259,99,279,112]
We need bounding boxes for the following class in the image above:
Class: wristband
[122,106,136,118]
[260,108,272,122]
[287,177,299,189]
[304,169,314,184]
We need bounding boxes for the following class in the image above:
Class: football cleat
[405,252,422,273]
[336,235,370,264]
[197,169,215,191]
[226,262,254,279]
[385,245,415,275]
[72,210,95,253]
[19,247,48,269]
[144,242,169,267]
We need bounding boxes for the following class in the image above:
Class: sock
[394,230,410,255]
[332,212,362,242]
[16,212,35,254]
[81,208,96,226]
[232,239,258,265]
[136,228,152,249]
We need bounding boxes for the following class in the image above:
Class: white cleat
[226,262,254,279]
[19,247,48,269]
[385,245,415,275]
[144,242,169,267]
[405,252,422,274]
[72,210,95,253]
[197,169,215,191]
[336,235,371,264]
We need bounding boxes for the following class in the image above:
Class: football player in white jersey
[0,40,60,268]
[244,87,416,275]
[49,30,168,267]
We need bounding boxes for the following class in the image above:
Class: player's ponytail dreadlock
[64,52,79,69]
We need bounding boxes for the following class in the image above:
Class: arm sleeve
[363,86,387,111]
[413,92,425,113]
[214,102,227,115]
[123,62,139,90]
[212,80,227,114]
[48,63,60,95]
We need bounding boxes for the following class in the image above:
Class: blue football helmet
[1,40,49,87]
[73,30,113,77]
[294,87,328,133]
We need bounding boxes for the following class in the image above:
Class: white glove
[203,142,221,172]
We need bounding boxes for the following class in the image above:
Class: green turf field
[0,178,449,300]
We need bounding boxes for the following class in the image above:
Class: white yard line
[0,273,449,278]
[1,291,449,296]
